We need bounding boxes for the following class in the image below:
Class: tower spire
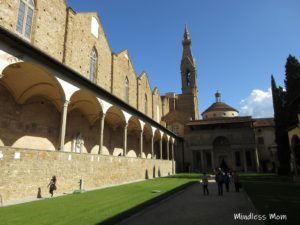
[182,24,191,46]
[184,24,190,40]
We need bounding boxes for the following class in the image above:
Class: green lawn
[0,176,198,225]
[240,173,300,225]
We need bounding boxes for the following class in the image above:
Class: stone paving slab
[118,182,265,225]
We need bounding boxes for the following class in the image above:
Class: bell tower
[181,25,197,95]
[178,25,199,120]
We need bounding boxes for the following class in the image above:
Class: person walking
[215,168,224,196]
[202,172,209,195]
[233,171,240,192]
[48,175,57,197]
[224,172,231,192]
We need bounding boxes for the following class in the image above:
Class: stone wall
[0,0,20,36]
[137,73,153,118]
[111,51,138,108]
[0,146,174,203]
[64,11,112,92]
[33,0,67,62]
[0,84,60,150]
[0,0,68,61]
[152,87,163,123]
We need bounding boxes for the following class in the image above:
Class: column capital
[63,100,70,107]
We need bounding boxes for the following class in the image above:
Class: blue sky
[67,0,300,118]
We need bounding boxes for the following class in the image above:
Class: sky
[67,0,300,118]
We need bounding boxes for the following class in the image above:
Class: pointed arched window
[124,76,129,103]
[16,0,35,40]
[90,48,97,82]
[144,94,148,115]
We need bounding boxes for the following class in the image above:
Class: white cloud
[239,88,274,118]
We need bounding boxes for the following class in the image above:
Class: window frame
[16,0,35,40]
[124,76,129,103]
[89,48,98,83]
[144,94,147,115]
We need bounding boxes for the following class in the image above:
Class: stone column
[98,113,106,154]
[200,151,205,172]
[167,140,170,160]
[243,149,248,172]
[171,141,175,174]
[254,147,260,172]
[123,123,128,156]
[59,100,69,151]
[159,138,163,160]
[211,150,215,170]
[151,135,154,159]
[139,129,143,158]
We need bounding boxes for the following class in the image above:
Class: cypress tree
[271,74,290,174]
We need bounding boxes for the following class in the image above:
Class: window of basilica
[16,0,34,40]
[90,48,98,82]
[124,77,129,103]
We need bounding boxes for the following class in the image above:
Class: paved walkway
[118,182,264,225]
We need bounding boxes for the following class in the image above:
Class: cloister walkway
[118,181,264,225]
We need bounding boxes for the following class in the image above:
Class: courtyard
[0,173,298,225]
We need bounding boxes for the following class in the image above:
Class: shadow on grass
[95,181,197,225]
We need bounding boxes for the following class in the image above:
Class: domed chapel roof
[201,91,239,118]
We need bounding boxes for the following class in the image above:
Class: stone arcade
[0,0,180,203]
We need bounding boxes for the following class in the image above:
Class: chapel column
[243,149,248,172]
[211,150,215,171]
[59,100,69,151]
[254,147,260,172]
[200,151,205,172]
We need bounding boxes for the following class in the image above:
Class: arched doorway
[213,136,232,171]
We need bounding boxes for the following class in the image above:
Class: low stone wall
[0,147,174,203]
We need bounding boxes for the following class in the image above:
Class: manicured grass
[240,173,300,225]
[0,176,197,225]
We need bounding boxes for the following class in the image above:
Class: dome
[202,91,239,120]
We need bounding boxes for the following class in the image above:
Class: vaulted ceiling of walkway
[1,62,65,110]
[105,106,126,129]
[154,129,161,141]
[143,123,153,141]
[69,89,101,125]
[128,116,141,136]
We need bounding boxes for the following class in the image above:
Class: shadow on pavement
[95,181,197,225]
